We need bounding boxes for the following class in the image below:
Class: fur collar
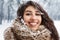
[12,18,52,40]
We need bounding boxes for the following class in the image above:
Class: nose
[31,15,36,20]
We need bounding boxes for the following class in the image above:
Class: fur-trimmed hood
[4,18,53,40]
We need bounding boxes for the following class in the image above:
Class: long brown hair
[17,1,59,40]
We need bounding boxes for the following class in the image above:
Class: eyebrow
[25,10,32,12]
[36,11,40,13]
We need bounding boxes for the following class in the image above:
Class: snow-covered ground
[54,20,60,36]
[0,20,60,40]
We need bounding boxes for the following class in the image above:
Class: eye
[35,13,41,16]
[25,13,31,16]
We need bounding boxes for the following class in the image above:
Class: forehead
[25,6,39,11]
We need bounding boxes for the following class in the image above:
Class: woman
[4,1,59,40]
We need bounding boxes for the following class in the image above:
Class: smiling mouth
[29,22,38,26]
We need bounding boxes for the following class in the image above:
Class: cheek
[38,16,42,24]
[23,16,30,22]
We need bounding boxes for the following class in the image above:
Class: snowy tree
[0,0,4,24]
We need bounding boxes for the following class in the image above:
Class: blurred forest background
[0,0,60,24]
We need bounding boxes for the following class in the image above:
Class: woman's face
[23,6,42,30]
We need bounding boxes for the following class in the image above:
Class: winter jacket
[4,18,53,40]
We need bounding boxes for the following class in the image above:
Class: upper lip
[29,22,38,23]
[29,22,38,24]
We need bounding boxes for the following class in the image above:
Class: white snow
[54,20,60,36]
[0,20,60,40]
[0,20,13,40]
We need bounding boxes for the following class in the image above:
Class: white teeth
[30,23,37,26]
